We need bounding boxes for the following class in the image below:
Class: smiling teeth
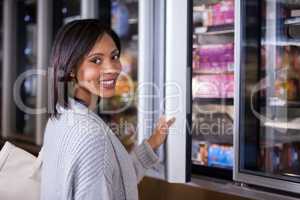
[102,80,114,84]
[99,79,116,89]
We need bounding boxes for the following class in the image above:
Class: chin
[99,90,115,98]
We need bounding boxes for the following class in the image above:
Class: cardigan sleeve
[73,131,113,200]
[76,175,113,200]
[130,140,160,182]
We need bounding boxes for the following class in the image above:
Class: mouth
[99,79,116,89]
[97,75,118,90]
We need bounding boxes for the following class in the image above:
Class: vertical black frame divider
[98,0,111,27]
[16,1,27,134]
[52,0,64,39]
[186,0,193,183]
[187,0,233,180]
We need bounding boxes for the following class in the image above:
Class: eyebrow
[87,49,120,58]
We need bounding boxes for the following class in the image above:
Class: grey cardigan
[40,98,159,200]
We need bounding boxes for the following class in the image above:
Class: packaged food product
[193,43,234,73]
[208,144,233,168]
[192,75,221,98]
[212,0,234,26]
[192,140,209,165]
[192,74,234,98]
[274,78,299,101]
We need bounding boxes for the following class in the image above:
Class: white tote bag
[0,141,42,200]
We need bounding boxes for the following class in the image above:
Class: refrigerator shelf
[258,98,300,108]
[261,39,300,47]
[264,118,300,130]
[285,17,300,25]
[194,24,234,35]
[192,132,233,144]
[193,0,231,7]
[193,70,234,75]
[193,97,234,105]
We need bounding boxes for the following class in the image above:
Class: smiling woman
[41,19,175,200]
[74,34,122,100]
[50,19,121,117]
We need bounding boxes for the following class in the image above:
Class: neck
[74,88,98,110]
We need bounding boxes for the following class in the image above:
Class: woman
[40,19,175,200]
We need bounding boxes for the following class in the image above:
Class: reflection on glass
[192,0,235,170]
[242,0,300,182]
[15,0,37,139]
[61,0,81,24]
[97,0,138,151]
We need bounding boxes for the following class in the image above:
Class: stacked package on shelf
[201,0,234,27]
[192,74,234,98]
[192,43,234,99]
[193,43,234,73]
[212,0,234,26]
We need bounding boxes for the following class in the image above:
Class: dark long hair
[49,19,121,119]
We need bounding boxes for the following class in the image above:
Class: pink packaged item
[193,43,234,73]
[212,0,234,26]
[192,74,234,99]
[221,74,234,98]
[192,75,222,98]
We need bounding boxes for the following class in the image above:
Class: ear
[70,72,75,78]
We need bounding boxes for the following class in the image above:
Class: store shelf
[193,70,234,75]
[192,131,233,144]
[285,17,300,25]
[261,39,300,47]
[264,118,300,130]
[193,0,226,7]
[193,97,234,105]
[259,98,300,108]
[194,24,234,35]
[270,100,300,108]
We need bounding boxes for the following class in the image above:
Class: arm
[130,140,160,183]
[130,116,176,183]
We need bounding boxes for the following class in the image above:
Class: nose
[102,59,121,74]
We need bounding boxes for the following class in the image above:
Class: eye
[91,57,102,64]
[112,54,120,61]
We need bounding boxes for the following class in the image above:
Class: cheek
[115,62,122,72]
[78,67,100,81]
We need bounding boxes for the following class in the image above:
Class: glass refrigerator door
[191,0,235,179]
[14,0,37,142]
[236,0,300,194]
[95,0,138,152]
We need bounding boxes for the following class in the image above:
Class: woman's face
[76,33,122,98]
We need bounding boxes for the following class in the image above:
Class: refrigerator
[106,0,168,179]
[187,0,236,180]
[235,0,300,195]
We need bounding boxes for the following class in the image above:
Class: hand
[147,116,176,150]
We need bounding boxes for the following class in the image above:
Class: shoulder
[49,110,112,159]
[59,110,111,138]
